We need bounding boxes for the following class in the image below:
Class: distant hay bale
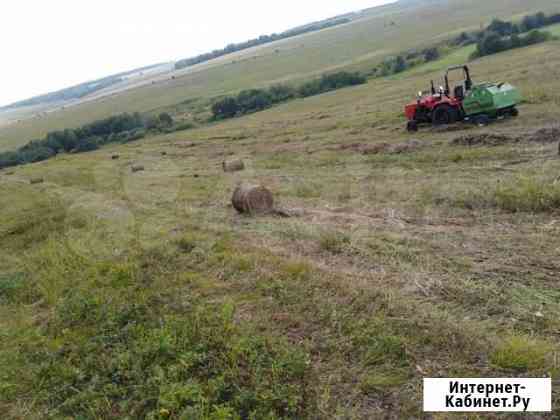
[131,165,145,173]
[161,151,167,156]
[111,154,120,160]
[30,177,44,185]
[223,159,245,173]
[232,183,274,215]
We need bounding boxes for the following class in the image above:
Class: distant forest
[1,63,166,111]
[175,17,352,70]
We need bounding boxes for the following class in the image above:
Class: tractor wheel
[432,105,458,126]
[510,107,519,117]
[407,120,418,132]
[474,114,490,126]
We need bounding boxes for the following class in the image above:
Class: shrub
[212,97,239,119]
[158,112,173,126]
[472,29,552,58]
[73,137,99,153]
[423,47,440,62]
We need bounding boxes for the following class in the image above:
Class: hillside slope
[0,0,558,152]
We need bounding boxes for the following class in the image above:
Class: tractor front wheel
[407,120,419,132]
[510,107,519,117]
[433,105,458,126]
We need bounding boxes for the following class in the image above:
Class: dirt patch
[525,126,560,144]
[430,123,473,134]
[451,133,517,146]
[452,125,560,147]
[339,140,423,155]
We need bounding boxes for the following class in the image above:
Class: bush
[212,97,240,119]
[299,71,366,97]
[423,47,440,62]
[73,137,99,153]
[472,29,552,58]
[158,112,173,126]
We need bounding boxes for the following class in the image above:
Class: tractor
[405,65,521,132]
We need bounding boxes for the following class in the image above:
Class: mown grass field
[2,2,560,419]
[1,0,560,152]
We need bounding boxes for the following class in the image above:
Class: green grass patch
[491,336,552,371]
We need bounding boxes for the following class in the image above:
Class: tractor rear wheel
[433,105,459,126]
[510,107,519,117]
[407,120,418,132]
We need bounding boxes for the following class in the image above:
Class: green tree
[158,112,173,126]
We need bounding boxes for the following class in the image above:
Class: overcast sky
[1,0,394,106]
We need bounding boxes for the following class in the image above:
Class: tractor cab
[444,65,473,101]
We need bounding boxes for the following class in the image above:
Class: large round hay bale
[111,154,120,160]
[131,165,145,173]
[232,183,274,215]
[223,159,245,173]
[30,177,44,185]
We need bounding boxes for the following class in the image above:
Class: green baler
[462,82,522,120]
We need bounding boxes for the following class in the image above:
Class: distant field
[0,0,559,152]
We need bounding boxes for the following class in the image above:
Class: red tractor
[404,65,472,132]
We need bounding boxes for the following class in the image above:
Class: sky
[0,0,393,106]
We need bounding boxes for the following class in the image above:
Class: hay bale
[223,159,245,173]
[232,183,274,215]
[30,177,44,185]
[111,154,120,160]
[161,151,167,156]
[131,165,145,173]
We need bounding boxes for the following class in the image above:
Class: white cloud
[0,0,391,105]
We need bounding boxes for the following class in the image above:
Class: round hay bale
[30,177,44,185]
[111,154,120,160]
[131,165,145,173]
[161,151,167,156]
[223,159,245,173]
[232,183,274,215]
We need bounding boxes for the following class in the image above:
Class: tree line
[472,29,552,58]
[0,112,175,170]
[211,71,366,119]
[175,18,351,70]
